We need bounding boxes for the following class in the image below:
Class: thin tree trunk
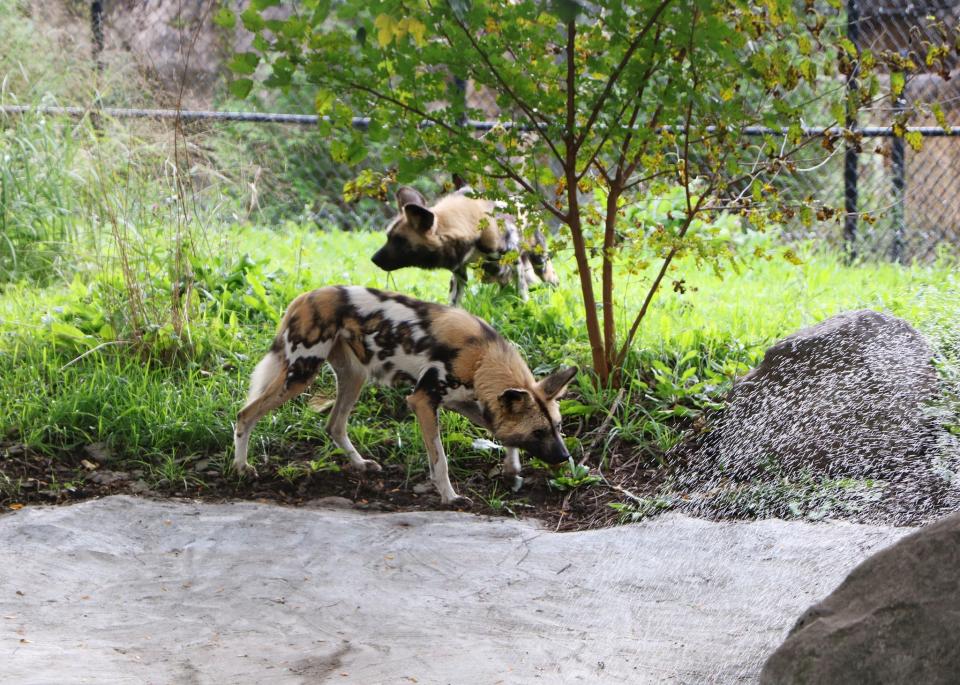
[565,18,608,383]
[601,187,620,380]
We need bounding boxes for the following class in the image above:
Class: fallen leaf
[307,395,336,414]
[80,459,98,471]
[9,503,23,511]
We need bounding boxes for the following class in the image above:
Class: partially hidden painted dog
[371,187,559,306]
[234,285,577,506]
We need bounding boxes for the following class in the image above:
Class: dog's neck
[470,342,535,409]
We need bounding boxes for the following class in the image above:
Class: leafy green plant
[548,457,601,492]
[609,496,674,523]
[228,0,953,385]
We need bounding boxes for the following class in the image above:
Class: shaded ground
[0,496,908,684]
[0,440,665,531]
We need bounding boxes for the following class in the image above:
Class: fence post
[843,0,859,261]
[452,75,468,190]
[90,1,104,132]
[91,1,104,72]
[890,56,907,263]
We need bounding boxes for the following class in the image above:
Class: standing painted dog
[371,187,558,305]
[234,285,577,506]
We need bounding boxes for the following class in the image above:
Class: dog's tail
[247,350,283,403]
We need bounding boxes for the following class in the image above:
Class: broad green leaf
[240,7,265,32]
[374,14,398,47]
[932,103,952,133]
[838,38,857,57]
[890,72,904,99]
[212,8,236,29]
[904,130,923,152]
[228,78,254,99]
[227,52,259,75]
[315,89,335,115]
[50,321,87,340]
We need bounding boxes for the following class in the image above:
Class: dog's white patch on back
[347,287,422,326]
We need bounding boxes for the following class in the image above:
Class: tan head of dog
[487,366,579,464]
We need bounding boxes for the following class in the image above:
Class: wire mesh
[5,1,960,261]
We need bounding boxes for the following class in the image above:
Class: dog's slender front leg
[502,447,521,476]
[449,266,468,307]
[407,390,471,507]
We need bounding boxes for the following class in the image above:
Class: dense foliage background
[0,0,957,527]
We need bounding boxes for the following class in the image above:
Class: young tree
[222,0,952,385]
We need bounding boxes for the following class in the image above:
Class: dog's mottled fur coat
[234,285,577,505]
[371,187,558,305]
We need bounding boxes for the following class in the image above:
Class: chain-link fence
[5,1,960,262]
[768,1,960,261]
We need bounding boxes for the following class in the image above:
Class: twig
[579,384,627,467]
[59,340,132,371]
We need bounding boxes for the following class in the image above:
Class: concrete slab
[0,496,910,684]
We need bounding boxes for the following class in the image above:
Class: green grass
[0,0,956,517]
[1,222,956,487]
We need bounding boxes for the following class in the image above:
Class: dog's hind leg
[233,351,320,476]
[530,228,559,286]
[517,254,533,301]
[325,340,381,473]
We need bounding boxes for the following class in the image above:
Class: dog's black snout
[372,248,400,271]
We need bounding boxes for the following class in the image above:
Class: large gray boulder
[760,511,960,684]
[673,309,954,522]
[718,309,939,477]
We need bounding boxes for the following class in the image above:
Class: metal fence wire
[454,1,960,263]
[837,0,960,261]
[5,1,960,262]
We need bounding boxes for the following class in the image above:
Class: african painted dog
[233,285,577,506]
[371,187,559,306]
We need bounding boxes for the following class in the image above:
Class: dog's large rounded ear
[538,366,578,400]
[396,186,427,211]
[403,203,435,233]
[499,387,533,413]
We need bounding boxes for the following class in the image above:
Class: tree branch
[345,79,567,222]
[448,11,565,167]
[564,17,607,381]
[573,0,673,153]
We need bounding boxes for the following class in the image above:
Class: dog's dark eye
[533,429,548,440]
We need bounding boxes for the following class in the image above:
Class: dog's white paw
[442,495,473,510]
[347,458,382,473]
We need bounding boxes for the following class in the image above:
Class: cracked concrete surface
[0,496,909,684]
